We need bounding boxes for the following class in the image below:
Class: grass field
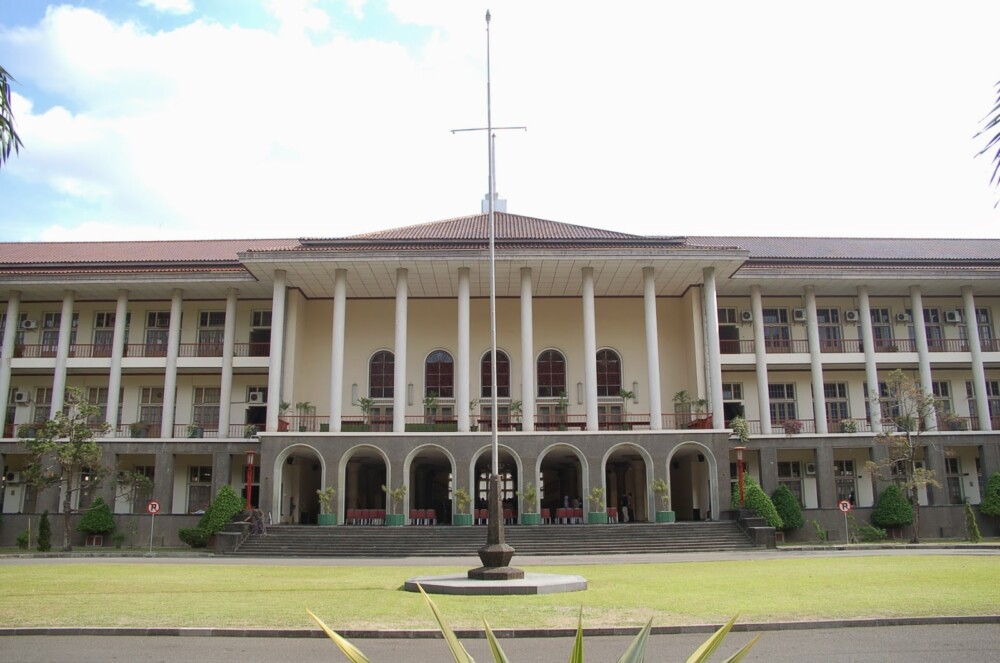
[1,555,997,630]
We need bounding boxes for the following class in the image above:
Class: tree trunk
[910,484,921,544]
[62,472,74,552]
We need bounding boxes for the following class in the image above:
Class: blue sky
[2,1,1000,242]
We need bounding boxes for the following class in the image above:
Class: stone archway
[602,442,653,522]
[338,444,389,521]
[536,443,588,513]
[667,442,719,522]
[470,445,522,520]
[404,445,456,524]
[272,444,325,525]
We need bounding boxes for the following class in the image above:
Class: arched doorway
[340,445,388,521]
[273,444,324,525]
[472,446,521,519]
[537,444,587,512]
[603,443,651,522]
[667,442,719,522]
[405,445,455,525]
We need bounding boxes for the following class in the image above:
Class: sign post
[146,499,161,556]
[838,500,852,544]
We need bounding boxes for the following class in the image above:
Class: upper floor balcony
[720,337,1000,356]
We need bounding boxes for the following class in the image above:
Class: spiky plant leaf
[568,607,584,663]
[305,609,372,663]
[615,617,652,663]
[720,634,761,663]
[482,618,511,663]
[417,584,475,663]
[685,614,739,663]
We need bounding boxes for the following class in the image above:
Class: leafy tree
[975,79,1000,205]
[178,484,245,548]
[771,484,804,531]
[76,496,116,536]
[964,502,982,544]
[0,65,23,170]
[37,510,51,552]
[981,470,1000,532]
[735,476,783,529]
[871,484,913,529]
[864,369,940,543]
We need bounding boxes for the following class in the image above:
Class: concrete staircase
[229,521,756,557]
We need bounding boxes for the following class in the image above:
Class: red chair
[375,509,386,525]
[541,508,551,524]
[346,508,357,525]
[607,507,618,524]
[556,507,568,524]
[426,509,436,525]
[572,508,584,524]
[409,509,419,525]
[503,508,513,525]
[477,508,488,525]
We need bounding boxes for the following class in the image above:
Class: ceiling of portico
[0,273,274,304]
[718,268,1000,298]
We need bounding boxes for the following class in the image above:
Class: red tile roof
[685,236,1000,262]
[337,213,646,241]
[0,239,300,266]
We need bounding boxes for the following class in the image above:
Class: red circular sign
[838,500,852,513]
[146,500,161,515]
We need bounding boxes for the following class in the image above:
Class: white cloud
[137,0,194,15]
[2,1,1000,242]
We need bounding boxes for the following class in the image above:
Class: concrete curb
[3,615,998,639]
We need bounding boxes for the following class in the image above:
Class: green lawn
[0,556,996,630]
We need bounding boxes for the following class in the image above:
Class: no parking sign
[146,500,160,554]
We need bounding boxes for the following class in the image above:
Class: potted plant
[468,398,479,432]
[557,391,569,431]
[128,422,147,438]
[782,419,803,435]
[316,486,337,525]
[295,401,314,431]
[77,496,115,546]
[942,412,968,431]
[652,477,675,523]
[381,484,407,526]
[673,389,693,426]
[839,418,858,434]
[452,487,473,526]
[278,400,291,432]
[518,482,540,525]
[618,388,634,430]
[509,399,523,431]
[186,423,203,438]
[587,486,608,524]
[243,423,258,438]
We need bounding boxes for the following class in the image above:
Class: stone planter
[521,512,541,525]
[656,511,676,523]
[317,513,337,526]
[453,513,473,526]
[384,513,406,527]
[587,511,608,524]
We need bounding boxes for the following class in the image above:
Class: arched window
[480,350,511,399]
[536,349,566,398]
[368,350,394,399]
[596,349,623,397]
[425,350,454,398]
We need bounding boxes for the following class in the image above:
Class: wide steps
[230,521,755,557]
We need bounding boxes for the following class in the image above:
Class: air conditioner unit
[740,310,753,323]
[944,310,963,324]
[19,320,37,330]
[792,308,807,323]
[5,471,22,483]
[895,312,912,323]
[13,390,30,404]
[805,462,817,476]
[844,309,859,323]
[248,392,263,404]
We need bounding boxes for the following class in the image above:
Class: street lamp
[245,450,256,510]
[734,446,746,507]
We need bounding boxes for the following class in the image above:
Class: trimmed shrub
[871,484,913,528]
[77,497,116,535]
[179,485,245,548]
[15,530,29,550]
[37,510,52,552]
[981,471,1000,519]
[771,484,804,531]
[178,527,211,548]
[742,477,783,529]
[964,502,982,543]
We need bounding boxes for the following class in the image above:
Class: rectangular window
[932,381,952,414]
[369,404,393,432]
[718,308,740,354]
[197,311,225,356]
[908,308,944,351]
[597,403,624,430]
[762,308,790,353]
[145,311,171,357]
[85,387,122,428]
[870,308,894,350]
[864,381,897,421]
[537,403,568,430]
[187,466,212,513]
[768,383,797,422]
[945,457,963,505]
[834,459,857,504]
[125,465,155,514]
[40,312,78,356]
[959,308,995,352]
[192,387,221,430]
[966,380,1000,428]
[93,311,129,357]
[33,387,53,424]
[0,312,27,347]
[479,404,512,431]
[777,461,803,505]
[139,387,165,426]
[816,308,843,351]
[824,382,849,421]
[248,310,271,357]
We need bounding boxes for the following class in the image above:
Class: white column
[858,286,881,433]
[393,268,408,433]
[266,271,287,432]
[750,286,771,434]
[0,291,20,435]
[219,288,238,438]
[50,290,75,417]
[106,290,129,433]
[160,289,183,438]
[330,270,347,433]
[909,286,936,431]
[963,286,991,431]
[804,286,827,434]
[703,267,724,429]
[642,267,662,430]
[456,268,471,432]
[581,267,599,431]
[520,267,535,432]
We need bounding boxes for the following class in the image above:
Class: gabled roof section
[685,236,1000,264]
[0,239,301,271]
[343,213,645,241]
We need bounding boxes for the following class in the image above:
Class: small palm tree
[0,65,24,170]
[975,79,1000,206]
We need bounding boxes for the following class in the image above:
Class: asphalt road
[2,624,999,662]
